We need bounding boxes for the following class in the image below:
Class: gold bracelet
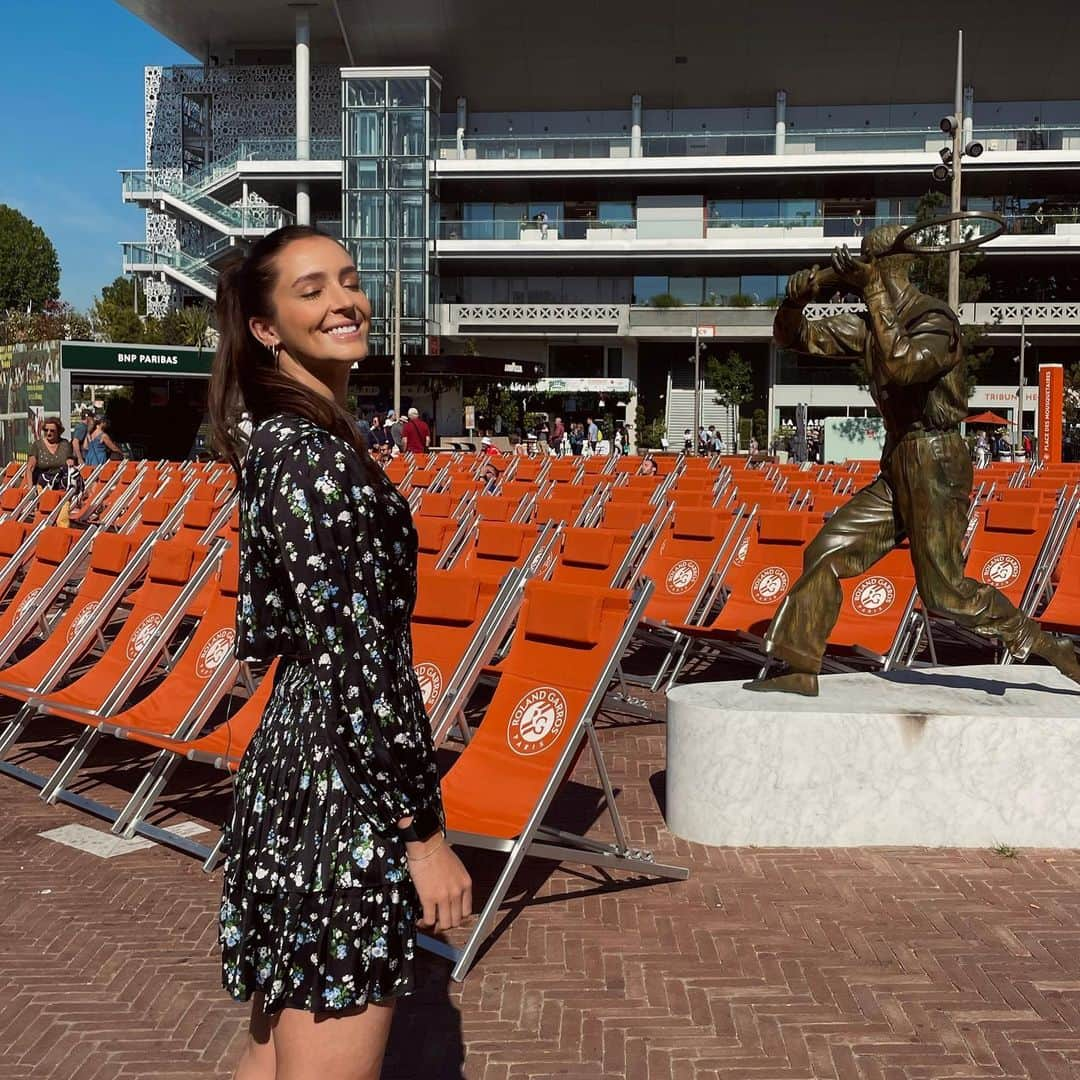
[406,834,445,863]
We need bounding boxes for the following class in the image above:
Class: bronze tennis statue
[746,213,1080,695]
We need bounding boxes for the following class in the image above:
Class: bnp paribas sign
[61,342,212,377]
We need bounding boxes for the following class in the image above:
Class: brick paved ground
[2,659,1080,1079]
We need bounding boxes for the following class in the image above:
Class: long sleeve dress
[219,413,443,1014]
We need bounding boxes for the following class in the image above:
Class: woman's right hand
[407,835,472,933]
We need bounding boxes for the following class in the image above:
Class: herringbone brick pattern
[2,699,1080,1078]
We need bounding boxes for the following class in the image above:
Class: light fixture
[940,115,957,135]
[965,140,984,158]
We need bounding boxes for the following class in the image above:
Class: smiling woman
[207,226,471,1080]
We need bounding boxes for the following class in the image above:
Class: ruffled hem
[220,883,418,1015]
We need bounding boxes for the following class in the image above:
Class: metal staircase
[122,243,219,301]
[121,169,294,238]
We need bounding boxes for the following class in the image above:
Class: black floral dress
[219,414,443,1014]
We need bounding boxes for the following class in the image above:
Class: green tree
[705,349,753,449]
[144,305,215,347]
[90,276,147,343]
[0,205,60,313]
[0,299,92,346]
[1065,361,1080,427]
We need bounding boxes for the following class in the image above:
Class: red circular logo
[67,600,100,643]
[414,662,443,709]
[981,554,1021,588]
[852,576,896,616]
[126,613,163,660]
[751,566,790,604]
[195,628,235,679]
[665,559,700,595]
[14,588,42,623]
[507,687,567,757]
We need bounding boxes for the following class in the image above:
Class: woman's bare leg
[272,1000,396,1080]
[232,993,276,1080]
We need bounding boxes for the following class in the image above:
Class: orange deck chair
[35,541,238,807]
[0,537,220,765]
[665,508,812,685]
[109,659,281,866]
[412,567,525,744]
[434,578,687,981]
[629,505,749,690]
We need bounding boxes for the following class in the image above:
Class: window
[633,275,668,304]
[347,111,382,157]
[388,78,426,108]
[741,198,780,226]
[494,202,528,240]
[549,345,604,378]
[598,201,634,225]
[705,276,739,305]
[389,110,426,156]
[181,93,211,177]
[463,203,494,241]
[741,275,780,304]
[781,199,818,226]
[669,277,704,305]
[347,159,383,190]
[347,80,385,107]
[707,199,742,225]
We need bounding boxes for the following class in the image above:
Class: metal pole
[1017,314,1026,452]
[294,5,312,226]
[693,313,701,456]
[948,29,963,312]
[393,230,402,417]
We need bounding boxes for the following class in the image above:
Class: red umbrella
[964,411,1012,426]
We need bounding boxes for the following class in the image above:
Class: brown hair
[208,225,372,477]
[42,417,64,436]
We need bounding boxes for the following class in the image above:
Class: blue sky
[0,2,192,310]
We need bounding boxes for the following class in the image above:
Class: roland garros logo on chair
[13,588,42,623]
[506,686,567,757]
[195,628,235,679]
[67,600,101,643]
[126,613,163,660]
[413,661,443,708]
[751,566,789,604]
[665,559,700,595]
[981,553,1021,588]
[852,575,896,616]
[733,537,750,566]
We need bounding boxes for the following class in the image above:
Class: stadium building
[116,1,1080,446]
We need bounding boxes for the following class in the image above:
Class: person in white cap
[480,436,499,457]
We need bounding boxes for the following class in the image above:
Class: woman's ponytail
[208,258,251,476]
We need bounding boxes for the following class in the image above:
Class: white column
[622,339,639,452]
[963,84,974,147]
[631,93,642,157]
[456,96,467,158]
[295,6,312,225]
[775,89,787,155]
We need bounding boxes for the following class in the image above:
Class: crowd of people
[355,409,632,460]
[26,410,122,492]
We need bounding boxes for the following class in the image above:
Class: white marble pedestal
[665,666,1080,848]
